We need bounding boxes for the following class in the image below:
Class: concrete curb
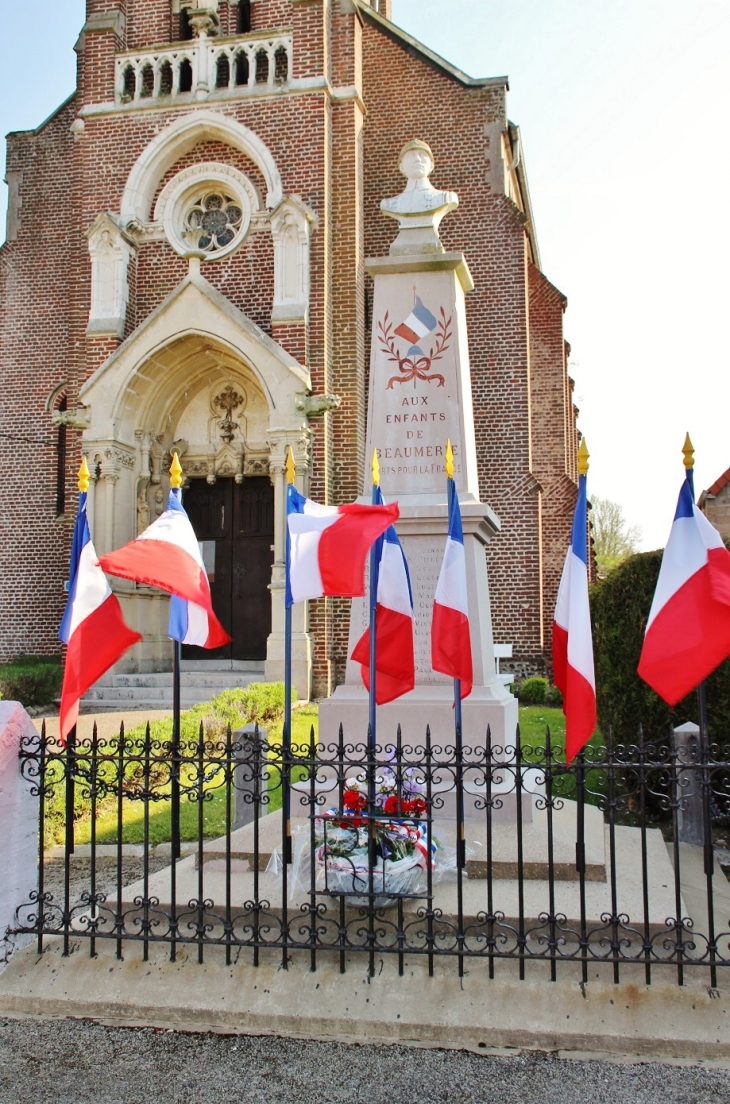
[0,940,728,1062]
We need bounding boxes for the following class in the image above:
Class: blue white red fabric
[552,472,596,762]
[411,821,436,868]
[286,484,399,606]
[395,296,437,355]
[350,487,415,704]
[98,490,230,650]
[431,480,473,698]
[638,470,730,705]
[59,491,142,742]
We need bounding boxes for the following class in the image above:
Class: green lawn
[516,704,565,749]
[55,700,606,849]
[517,704,604,760]
[72,703,319,847]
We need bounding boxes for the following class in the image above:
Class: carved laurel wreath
[378,308,452,390]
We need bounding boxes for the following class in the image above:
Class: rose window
[184,192,244,254]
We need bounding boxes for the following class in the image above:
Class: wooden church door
[181,477,274,661]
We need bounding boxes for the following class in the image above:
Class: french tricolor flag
[98,490,230,649]
[552,467,596,762]
[638,468,730,705]
[59,488,142,742]
[350,489,415,704]
[286,485,399,605]
[395,296,437,353]
[431,481,473,698]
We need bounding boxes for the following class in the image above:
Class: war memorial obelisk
[319,140,517,745]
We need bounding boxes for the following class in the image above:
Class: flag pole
[683,433,714,877]
[283,446,295,867]
[170,451,183,862]
[682,436,708,748]
[63,458,91,858]
[368,451,380,880]
[368,449,380,753]
[445,441,466,870]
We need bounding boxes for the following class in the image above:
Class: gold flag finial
[170,451,183,489]
[78,457,90,494]
[371,448,380,487]
[285,446,296,484]
[445,439,455,480]
[577,437,590,477]
[682,432,695,470]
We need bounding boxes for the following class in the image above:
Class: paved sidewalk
[0,1018,728,1104]
[1,939,728,1065]
[32,709,172,743]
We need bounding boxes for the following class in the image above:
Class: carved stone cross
[214,384,245,443]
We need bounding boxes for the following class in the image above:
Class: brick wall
[0,0,580,685]
[0,100,78,660]
[528,263,578,671]
[700,482,730,542]
[360,20,563,666]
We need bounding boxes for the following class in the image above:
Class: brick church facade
[0,0,581,696]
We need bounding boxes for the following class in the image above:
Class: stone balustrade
[115,32,293,104]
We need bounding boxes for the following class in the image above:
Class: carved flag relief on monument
[379,301,451,390]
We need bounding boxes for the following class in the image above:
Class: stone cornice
[366,252,474,294]
[83,10,126,37]
[78,76,365,119]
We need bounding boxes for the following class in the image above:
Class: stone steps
[81,662,265,711]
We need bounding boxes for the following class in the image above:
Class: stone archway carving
[78,267,313,689]
[120,109,283,227]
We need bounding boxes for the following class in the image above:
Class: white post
[0,703,38,968]
[673,721,704,846]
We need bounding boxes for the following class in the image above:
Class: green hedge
[591,550,730,743]
[547,684,563,707]
[519,677,548,704]
[0,657,62,708]
[125,681,295,745]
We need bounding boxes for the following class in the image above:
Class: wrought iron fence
[13,720,730,985]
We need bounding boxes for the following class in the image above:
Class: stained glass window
[184,192,245,254]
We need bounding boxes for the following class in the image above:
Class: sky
[1,0,728,551]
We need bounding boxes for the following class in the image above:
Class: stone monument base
[318,682,518,750]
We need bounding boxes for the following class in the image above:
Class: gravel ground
[0,1020,728,1104]
[41,857,172,907]
[33,710,173,744]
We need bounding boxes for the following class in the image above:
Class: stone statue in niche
[137,479,151,534]
[381,139,458,255]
